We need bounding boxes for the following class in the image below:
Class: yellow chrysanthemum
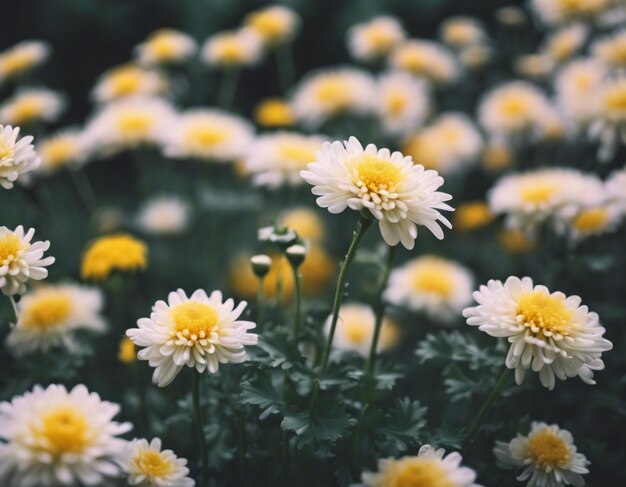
[81,234,148,281]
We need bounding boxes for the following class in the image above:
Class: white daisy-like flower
[389,39,459,85]
[201,28,263,68]
[0,225,55,296]
[541,24,588,64]
[325,303,399,357]
[245,132,327,188]
[346,16,406,61]
[494,422,590,487]
[244,5,300,46]
[589,75,626,161]
[0,40,49,83]
[124,438,194,487]
[0,384,132,486]
[593,29,626,70]
[374,71,430,138]
[562,203,623,241]
[385,255,473,323]
[555,58,607,129]
[403,113,483,176]
[530,0,624,26]
[301,137,453,249]
[515,54,554,80]
[488,168,604,231]
[459,44,493,70]
[134,29,197,66]
[0,124,40,189]
[36,128,86,175]
[362,445,481,487]
[137,195,191,236]
[291,67,376,127]
[478,81,557,141]
[439,16,487,49]
[6,283,105,355]
[0,88,65,126]
[463,276,613,390]
[163,109,254,162]
[92,63,167,103]
[83,97,175,156]
[126,288,258,387]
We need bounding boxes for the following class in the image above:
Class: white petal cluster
[124,438,194,487]
[92,64,167,103]
[301,137,453,249]
[463,276,613,389]
[0,40,49,82]
[126,289,258,387]
[135,29,197,66]
[137,195,191,236]
[201,29,263,68]
[36,128,86,175]
[0,384,131,486]
[0,88,65,126]
[589,75,626,161]
[346,16,406,61]
[0,124,40,189]
[389,39,459,85]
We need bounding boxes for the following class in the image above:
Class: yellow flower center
[550,36,578,61]
[0,234,22,263]
[365,25,395,52]
[254,99,294,127]
[572,72,593,92]
[604,84,626,112]
[116,112,154,137]
[437,124,462,144]
[278,142,317,166]
[500,95,530,118]
[218,38,244,63]
[386,89,408,116]
[453,202,493,231]
[528,429,571,470]
[118,337,137,364]
[12,98,43,124]
[184,125,229,149]
[354,155,403,193]
[0,140,14,159]
[81,234,148,280]
[35,406,90,456]
[109,68,142,97]
[398,48,429,73]
[23,292,72,329]
[601,38,626,65]
[500,229,537,254]
[384,457,453,487]
[557,0,608,14]
[171,301,219,340]
[314,78,351,110]
[519,181,560,204]
[572,208,609,232]
[41,138,78,168]
[1,51,37,75]
[342,318,369,344]
[151,36,177,59]
[248,12,286,41]
[411,263,454,298]
[132,449,174,478]
[516,291,574,337]
[444,23,475,45]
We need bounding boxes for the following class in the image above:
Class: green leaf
[281,409,356,447]
[416,331,503,370]
[375,398,427,454]
[241,374,284,420]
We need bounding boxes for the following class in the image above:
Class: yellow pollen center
[386,90,408,116]
[445,24,474,45]
[412,264,454,298]
[151,37,177,59]
[133,450,174,478]
[110,69,142,97]
[12,98,43,124]
[528,430,571,469]
[365,26,394,51]
[278,142,317,166]
[0,140,14,159]
[572,208,609,231]
[573,73,593,92]
[400,49,429,73]
[557,0,607,14]
[2,52,36,75]
[0,234,22,263]
[519,181,560,204]
[171,301,219,340]
[386,458,453,487]
[500,96,530,118]
[342,319,369,344]
[315,78,351,109]
[219,39,244,63]
[249,13,285,40]
[355,155,403,193]
[41,139,77,167]
[23,293,72,329]
[516,291,574,336]
[185,125,229,148]
[604,85,626,112]
[36,406,90,456]
[116,112,154,136]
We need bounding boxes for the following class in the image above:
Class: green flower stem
[218,68,240,109]
[464,368,511,444]
[131,361,149,435]
[70,169,97,214]
[290,264,302,344]
[275,44,295,93]
[364,245,396,377]
[257,277,266,325]
[192,372,209,487]
[8,295,18,325]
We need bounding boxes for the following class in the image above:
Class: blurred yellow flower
[81,234,148,281]
[245,6,300,45]
[37,130,84,174]
[118,337,136,364]
[0,41,49,82]
[499,229,537,254]
[482,141,514,171]
[453,201,494,231]
[0,89,64,126]
[253,98,295,127]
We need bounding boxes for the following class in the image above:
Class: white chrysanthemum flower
[385,255,473,322]
[589,76,626,161]
[459,44,493,70]
[291,68,376,126]
[0,88,65,126]
[36,128,86,175]
[593,29,626,69]
[135,29,197,66]
[346,16,406,61]
[555,58,607,128]
[83,97,175,156]
[362,445,481,487]
[0,225,55,296]
[126,289,258,387]
[488,168,604,230]
[92,63,167,103]
[404,113,483,176]
[325,303,399,357]
[375,71,430,137]
[0,384,132,486]
[244,5,300,46]
[515,54,554,80]
[301,137,453,249]
[494,422,590,487]
[463,276,613,389]
[125,438,194,487]
[478,81,557,141]
[201,28,263,68]
[0,40,49,82]
[389,40,459,85]
[163,109,254,162]
[137,195,191,236]
[562,203,623,241]
[530,0,624,26]
[0,124,40,189]
[439,16,487,49]
[541,24,588,64]
[245,132,327,188]
[6,283,105,355]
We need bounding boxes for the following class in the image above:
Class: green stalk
[257,276,266,325]
[464,368,511,444]
[218,68,240,109]
[192,372,210,487]
[364,245,396,376]
[275,44,295,93]
[290,265,302,344]
[70,169,97,214]
[8,295,18,325]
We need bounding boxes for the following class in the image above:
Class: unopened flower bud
[250,254,272,278]
[286,244,306,268]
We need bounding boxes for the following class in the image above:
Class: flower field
[1,0,626,486]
